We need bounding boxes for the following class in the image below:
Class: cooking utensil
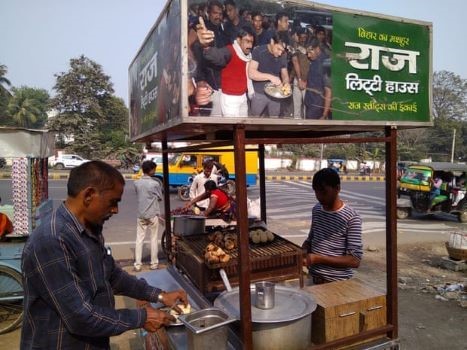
[178,308,236,350]
[264,82,292,99]
[219,268,232,292]
[173,215,205,236]
[214,285,317,350]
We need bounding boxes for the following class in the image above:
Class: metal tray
[264,83,292,99]
[214,285,316,323]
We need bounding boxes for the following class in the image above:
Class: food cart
[0,127,54,334]
[129,0,432,348]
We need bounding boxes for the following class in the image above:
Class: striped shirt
[21,203,163,349]
[304,203,363,282]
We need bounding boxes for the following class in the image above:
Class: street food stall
[0,127,55,334]
[129,0,432,348]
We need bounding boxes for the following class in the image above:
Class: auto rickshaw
[397,162,467,222]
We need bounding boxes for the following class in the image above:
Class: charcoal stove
[175,231,304,294]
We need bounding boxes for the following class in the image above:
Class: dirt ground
[357,242,467,350]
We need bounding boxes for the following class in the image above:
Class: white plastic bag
[247,197,261,218]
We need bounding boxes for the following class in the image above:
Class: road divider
[0,172,385,182]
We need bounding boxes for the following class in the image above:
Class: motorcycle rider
[189,159,219,210]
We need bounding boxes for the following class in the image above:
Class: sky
[1,0,466,106]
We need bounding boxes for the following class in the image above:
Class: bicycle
[0,264,23,334]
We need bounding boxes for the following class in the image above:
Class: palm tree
[0,64,11,95]
[7,89,41,128]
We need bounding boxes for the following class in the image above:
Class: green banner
[332,12,431,122]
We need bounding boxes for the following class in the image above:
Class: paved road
[249,180,462,247]
[1,178,462,259]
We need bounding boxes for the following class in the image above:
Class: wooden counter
[303,278,387,346]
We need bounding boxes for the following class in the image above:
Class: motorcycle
[177,174,195,201]
[177,174,236,201]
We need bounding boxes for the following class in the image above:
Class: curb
[265,175,385,182]
[0,172,385,182]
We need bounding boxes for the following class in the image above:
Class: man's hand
[143,306,176,332]
[303,253,318,266]
[196,16,214,47]
[298,79,307,90]
[159,289,189,314]
[195,80,213,106]
[269,75,282,86]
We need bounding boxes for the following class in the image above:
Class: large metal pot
[172,215,205,236]
[214,285,317,350]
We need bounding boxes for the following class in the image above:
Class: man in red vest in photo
[196,17,254,117]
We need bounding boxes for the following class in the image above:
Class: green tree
[427,71,467,161]
[48,55,140,160]
[47,55,114,158]
[398,129,429,161]
[7,86,50,128]
[0,64,12,124]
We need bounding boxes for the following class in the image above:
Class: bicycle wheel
[0,265,24,334]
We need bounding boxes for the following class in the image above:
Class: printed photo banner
[129,0,432,141]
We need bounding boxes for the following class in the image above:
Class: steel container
[255,281,275,309]
[214,285,317,350]
[178,308,236,350]
[172,215,205,236]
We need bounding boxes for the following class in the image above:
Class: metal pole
[319,144,324,169]
[385,126,398,339]
[258,144,267,224]
[161,140,172,261]
[451,128,456,163]
[233,125,253,349]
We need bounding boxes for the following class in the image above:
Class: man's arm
[305,253,360,268]
[204,194,218,216]
[248,59,282,85]
[203,46,232,67]
[321,86,332,119]
[280,66,290,85]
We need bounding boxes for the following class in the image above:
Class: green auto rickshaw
[397,162,467,223]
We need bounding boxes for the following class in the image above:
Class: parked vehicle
[50,154,90,170]
[397,162,467,222]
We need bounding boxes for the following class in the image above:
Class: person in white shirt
[189,159,219,209]
[134,161,163,271]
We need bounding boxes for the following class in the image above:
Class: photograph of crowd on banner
[128,0,431,140]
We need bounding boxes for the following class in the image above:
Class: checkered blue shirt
[21,203,162,349]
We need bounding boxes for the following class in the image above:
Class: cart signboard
[332,12,430,122]
[129,0,432,142]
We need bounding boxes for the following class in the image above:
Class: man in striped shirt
[302,168,363,284]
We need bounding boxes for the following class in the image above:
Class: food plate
[264,82,292,99]
[160,306,195,327]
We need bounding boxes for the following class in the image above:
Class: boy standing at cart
[302,168,363,284]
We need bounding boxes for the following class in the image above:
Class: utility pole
[450,128,456,163]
